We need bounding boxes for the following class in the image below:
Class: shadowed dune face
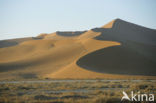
[0,40,18,48]
[0,37,42,48]
[56,31,86,36]
[18,73,37,79]
[77,45,156,76]
[36,33,48,38]
[93,19,156,45]
[42,31,87,40]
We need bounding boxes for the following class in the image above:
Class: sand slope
[0,19,156,80]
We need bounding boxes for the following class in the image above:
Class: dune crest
[101,19,116,28]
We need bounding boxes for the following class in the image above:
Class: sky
[0,0,156,40]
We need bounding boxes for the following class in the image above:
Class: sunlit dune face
[101,19,116,28]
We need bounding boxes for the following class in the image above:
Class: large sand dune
[0,19,156,80]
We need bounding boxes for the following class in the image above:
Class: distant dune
[0,19,156,80]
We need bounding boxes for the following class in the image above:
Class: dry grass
[0,80,155,103]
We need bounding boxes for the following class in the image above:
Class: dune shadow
[32,37,44,40]
[0,62,36,72]
[18,73,37,79]
[77,45,156,76]
[0,37,43,48]
[0,40,18,48]
[0,55,50,72]
[56,31,86,37]
[92,19,156,45]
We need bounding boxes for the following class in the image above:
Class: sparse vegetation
[0,80,155,103]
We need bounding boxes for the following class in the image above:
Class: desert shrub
[117,84,123,88]
[94,97,120,103]
[34,95,58,100]
[137,84,148,90]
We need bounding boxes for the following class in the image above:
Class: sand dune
[0,37,34,48]
[0,19,156,80]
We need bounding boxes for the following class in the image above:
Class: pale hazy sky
[0,0,156,40]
